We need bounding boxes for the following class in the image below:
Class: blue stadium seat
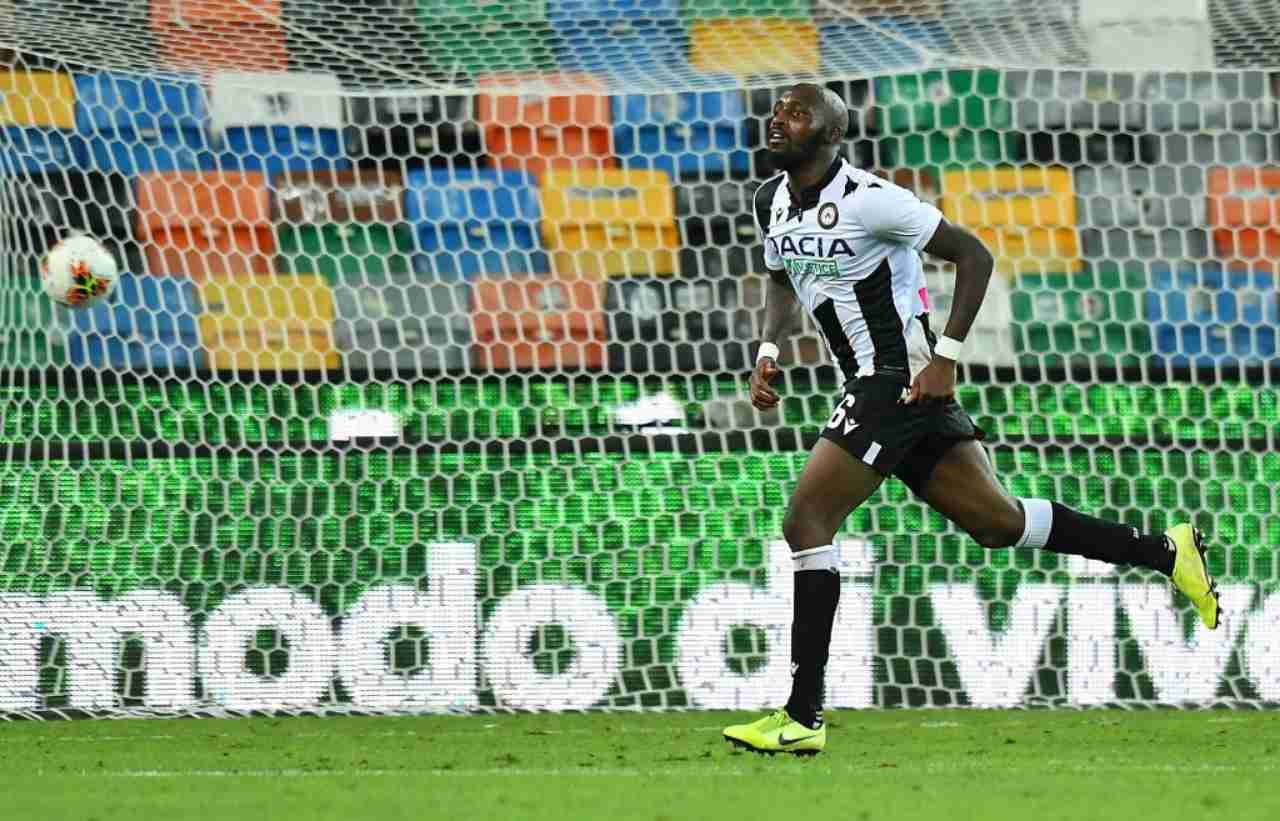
[0,127,87,173]
[404,168,549,281]
[216,126,349,176]
[612,76,749,179]
[73,71,215,173]
[548,0,679,24]
[1145,265,1279,367]
[66,272,205,371]
[817,15,953,76]
[550,18,694,90]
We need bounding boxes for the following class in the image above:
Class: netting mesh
[0,0,1278,716]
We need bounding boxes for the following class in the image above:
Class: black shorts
[817,375,987,498]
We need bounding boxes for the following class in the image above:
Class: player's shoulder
[841,167,930,225]
[753,171,787,228]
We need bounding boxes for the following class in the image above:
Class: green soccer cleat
[1167,523,1222,630]
[723,709,826,756]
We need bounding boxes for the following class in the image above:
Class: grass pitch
[2,709,1276,820]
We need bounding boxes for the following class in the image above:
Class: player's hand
[904,357,956,405]
[749,357,782,411]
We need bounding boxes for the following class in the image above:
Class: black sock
[784,569,840,729]
[1043,502,1174,575]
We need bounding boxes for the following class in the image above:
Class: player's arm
[750,269,800,411]
[920,219,995,361]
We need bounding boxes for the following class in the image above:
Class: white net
[0,0,1277,717]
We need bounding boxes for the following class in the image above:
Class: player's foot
[723,708,825,756]
[1167,523,1221,630]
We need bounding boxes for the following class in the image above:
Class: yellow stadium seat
[941,166,1081,275]
[540,168,678,279]
[689,19,820,78]
[0,70,77,129]
[199,273,338,371]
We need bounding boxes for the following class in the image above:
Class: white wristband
[756,342,780,364]
[933,335,964,362]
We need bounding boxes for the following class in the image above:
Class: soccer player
[721,83,1222,757]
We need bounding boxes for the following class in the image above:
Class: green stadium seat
[873,69,1012,136]
[420,22,557,75]
[0,270,66,368]
[417,0,548,24]
[1009,268,1151,367]
[880,129,1020,174]
[276,223,415,281]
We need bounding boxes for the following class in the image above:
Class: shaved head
[789,83,849,144]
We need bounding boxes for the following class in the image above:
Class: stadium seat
[404,167,549,281]
[0,69,86,173]
[612,80,750,180]
[7,170,135,257]
[273,168,414,280]
[208,71,348,176]
[1,271,67,368]
[1137,71,1276,132]
[549,0,680,24]
[925,269,1017,367]
[470,275,606,372]
[1010,70,1145,133]
[1207,166,1280,270]
[817,15,953,76]
[873,69,1012,137]
[551,18,694,89]
[680,0,811,19]
[73,71,215,173]
[475,72,615,177]
[941,165,1081,275]
[540,167,678,278]
[345,92,483,170]
[688,18,820,78]
[152,0,289,73]
[603,275,748,372]
[1145,265,1279,367]
[1074,164,1207,231]
[134,170,275,279]
[673,180,758,262]
[332,273,472,373]
[198,271,339,371]
[66,271,206,371]
[1009,268,1151,368]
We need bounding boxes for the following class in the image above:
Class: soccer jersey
[753,157,943,383]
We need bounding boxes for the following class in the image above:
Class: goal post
[0,0,1277,716]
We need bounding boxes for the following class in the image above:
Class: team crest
[818,202,838,229]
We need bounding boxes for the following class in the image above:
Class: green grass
[1,710,1276,820]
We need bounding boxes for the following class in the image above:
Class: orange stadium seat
[470,275,606,372]
[134,170,275,279]
[475,72,615,177]
[1207,166,1280,269]
[689,19,820,78]
[539,167,678,279]
[941,165,1080,275]
[152,0,287,73]
[198,271,339,371]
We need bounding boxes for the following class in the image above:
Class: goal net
[0,0,1277,717]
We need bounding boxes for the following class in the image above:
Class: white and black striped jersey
[753,157,943,383]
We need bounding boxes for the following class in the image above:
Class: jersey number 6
[825,394,857,429]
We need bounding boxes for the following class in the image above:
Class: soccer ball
[41,235,119,308]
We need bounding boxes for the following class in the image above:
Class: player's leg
[909,438,1221,628]
[723,436,885,755]
[781,437,885,724]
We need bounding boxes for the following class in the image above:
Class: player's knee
[782,502,837,552]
